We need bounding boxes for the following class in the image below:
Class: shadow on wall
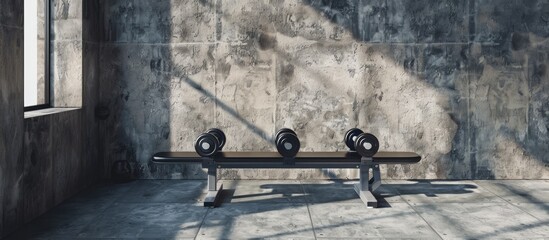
[100,1,272,180]
[178,76,273,143]
[185,0,458,180]
[101,0,548,180]
[100,1,175,179]
[303,0,549,179]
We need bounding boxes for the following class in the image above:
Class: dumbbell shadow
[300,181,397,207]
[385,180,480,202]
[218,180,308,204]
[214,180,395,207]
[214,180,479,206]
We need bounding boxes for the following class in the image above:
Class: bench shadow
[215,180,478,208]
[387,180,478,197]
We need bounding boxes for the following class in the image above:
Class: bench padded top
[153,151,421,164]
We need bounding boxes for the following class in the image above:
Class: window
[24,0,50,110]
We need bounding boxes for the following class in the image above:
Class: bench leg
[204,165,223,207]
[370,164,381,192]
[354,183,377,208]
[355,158,378,208]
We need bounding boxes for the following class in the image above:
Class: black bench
[152,151,421,208]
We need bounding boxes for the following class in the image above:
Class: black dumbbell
[275,128,296,149]
[275,128,300,158]
[344,128,364,151]
[195,133,220,157]
[354,133,379,157]
[206,128,226,150]
[276,128,296,138]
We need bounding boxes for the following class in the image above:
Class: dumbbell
[275,128,300,158]
[194,128,226,157]
[276,128,296,138]
[344,128,364,151]
[354,133,379,157]
[206,128,226,150]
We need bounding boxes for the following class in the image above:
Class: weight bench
[152,151,421,208]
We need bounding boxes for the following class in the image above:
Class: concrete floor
[5,179,549,239]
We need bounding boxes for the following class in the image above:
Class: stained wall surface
[0,0,25,236]
[98,0,549,180]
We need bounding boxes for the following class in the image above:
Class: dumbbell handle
[354,136,374,151]
[202,142,212,150]
[284,142,293,150]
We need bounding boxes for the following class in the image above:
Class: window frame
[24,0,51,111]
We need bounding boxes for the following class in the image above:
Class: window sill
[24,107,80,119]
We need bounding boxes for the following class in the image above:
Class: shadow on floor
[218,180,477,207]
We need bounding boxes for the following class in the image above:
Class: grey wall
[37,0,46,103]
[51,0,83,107]
[0,0,101,237]
[0,0,25,236]
[99,0,549,180]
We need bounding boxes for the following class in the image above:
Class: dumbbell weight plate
[275,128,297,149]
[275,130,288,152]
[276,132,300,157]
[344,128,364,151]
[194,133,220,157]
[354,133,379,157]
[206,128,226,149]
[276,128,296,140]
[276,133,287,151]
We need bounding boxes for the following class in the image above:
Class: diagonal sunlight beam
[179,75,274,144]
[196,0,458,180]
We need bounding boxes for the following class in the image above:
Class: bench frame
[153,151,421,208]
[201,156,382,208]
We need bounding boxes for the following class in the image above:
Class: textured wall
[1,0,102,237]
[23,109,85,221]
[37,0,46,104]
[99,0,549,180]
[0,0,25,236]
[51,0,83,107]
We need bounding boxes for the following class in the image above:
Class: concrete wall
[37,0,46,104]
[0,0,101,237]
[51,0,83,107]
[98,0,549,180]
[0,0,25,236]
